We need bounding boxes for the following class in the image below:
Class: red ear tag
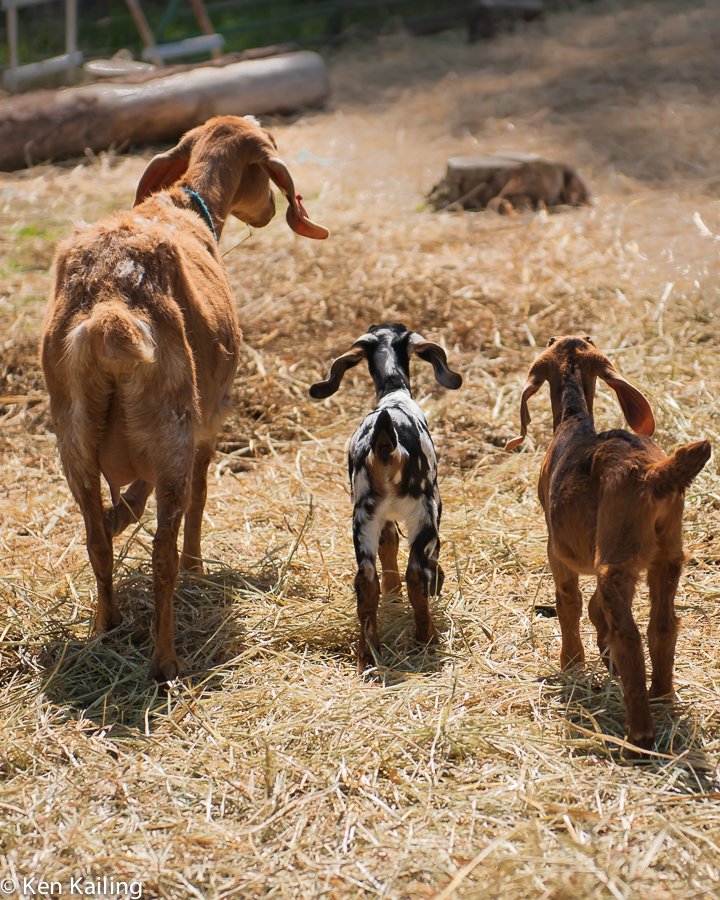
[295,193,309,217]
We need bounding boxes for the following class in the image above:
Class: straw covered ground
[2,1,720,897]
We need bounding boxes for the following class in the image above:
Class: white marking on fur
[65,321,87,358]
[359,491,433,554]
[134,319,156,363]
[244,115,261,128]
[115,258,145,286]
[115,258,135,279]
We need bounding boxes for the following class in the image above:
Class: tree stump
[429,153,591,212]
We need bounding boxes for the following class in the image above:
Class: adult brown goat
[42,115,328,682]
[506,335,711,752]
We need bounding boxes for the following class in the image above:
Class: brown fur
[41,115,328,683]
[506,335,711,753]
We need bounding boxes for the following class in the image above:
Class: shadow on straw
[540,668,717,782]
[36,562,272,732]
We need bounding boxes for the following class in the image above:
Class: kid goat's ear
[309,336,375,399]
[407,333,462,390]
[595,358,655,436]
[505,356,550,451]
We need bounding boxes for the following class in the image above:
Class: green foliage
[17,224,52,238]
[0,0,468,69]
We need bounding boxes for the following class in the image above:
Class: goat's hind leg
[548,547,585,669]
[106,479,153,538]
[148,475,190,683]
[353,510,382,673]
[65,459,121,632]
[146,422,194,682]
[597,559,653,751]
[378,521,402,596]
[406,515,440,647]
[181,441,215,573]
[647,517,683,701]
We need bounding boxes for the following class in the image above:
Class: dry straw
[2,1,720,897]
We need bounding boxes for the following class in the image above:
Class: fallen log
[0,50,329,171]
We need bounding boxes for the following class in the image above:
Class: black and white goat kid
[310,324,462,671]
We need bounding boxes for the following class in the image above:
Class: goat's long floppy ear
[133,131,198,207]
[407,333,462,390]
[261,157,329,240]
[596,360,655,436]
[505,367,546,451]
[309,344,368,399]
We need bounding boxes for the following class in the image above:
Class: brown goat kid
[42,115,328,682]
[506,336,711,752]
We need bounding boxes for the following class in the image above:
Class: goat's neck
[370,351,412,401]
[171,184,225,240]
[374,383,411,404]
[552,371,594,432]
[178,164,241,240]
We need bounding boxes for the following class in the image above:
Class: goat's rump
[350,396,437,500]
[42,211,239,492]
[46,211,238,395]
[589,431,710,497]
[645,440,712,498]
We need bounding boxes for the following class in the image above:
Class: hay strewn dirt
[2,1,720,897]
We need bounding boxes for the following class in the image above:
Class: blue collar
[181,186,218,243]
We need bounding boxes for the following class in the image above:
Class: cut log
[0,50,329,171]
[429,153,590,212]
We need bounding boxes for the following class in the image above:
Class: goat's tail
[646,440,712,498]
[371,409,398,466]
[64,301,155,369]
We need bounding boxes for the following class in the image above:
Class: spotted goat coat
[310,323,462,671]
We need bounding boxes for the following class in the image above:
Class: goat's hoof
[357,655,373,675]
[180,554,204,574]
[649,685,674,703]
[416,623,439,646]
[357,644,379,674]
[626,731,655,759]
[148,655,181,684]
[94,608,123,632]
[105,504,128,538]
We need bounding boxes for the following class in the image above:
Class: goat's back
[540,424,709,575]
[43,204,240,443]
[351,394,436,493]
